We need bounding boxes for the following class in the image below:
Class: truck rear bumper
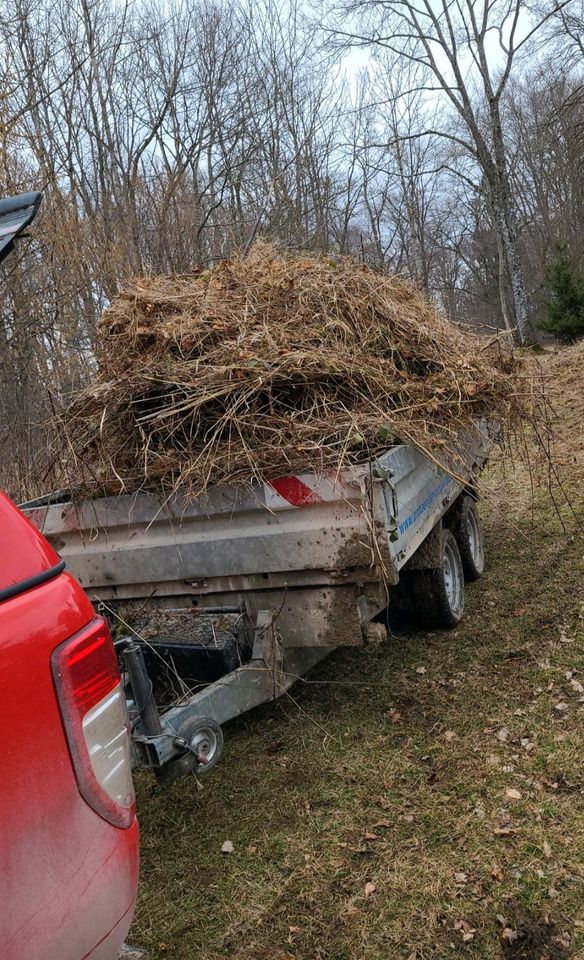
[84,818,140,960]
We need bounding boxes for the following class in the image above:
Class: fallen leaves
[493,818,521,836]
[384,708,402,724]
[505,787,523,800]
[495,726,510,742]
[500,925,518,945]
[453,918,476,943]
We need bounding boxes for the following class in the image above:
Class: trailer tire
[451,494,485,581]
[409,528,465,628]
[181,716,224,773]
[156,717,223,784]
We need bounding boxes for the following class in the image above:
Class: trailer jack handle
[122,640,163,738]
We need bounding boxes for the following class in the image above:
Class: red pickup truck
[0,194,139,960]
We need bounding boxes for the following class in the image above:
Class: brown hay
[54,242,528,497]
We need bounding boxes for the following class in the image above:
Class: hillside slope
[131,344,584,960]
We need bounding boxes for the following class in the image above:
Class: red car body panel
[0,490,62,588]
[0,496,139,960]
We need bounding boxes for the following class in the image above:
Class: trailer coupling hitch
[120,638,225,782]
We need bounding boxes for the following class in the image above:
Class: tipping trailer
[23,422,493,783]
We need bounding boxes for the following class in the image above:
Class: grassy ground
[130,345,584,960]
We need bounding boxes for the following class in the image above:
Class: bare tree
[333,0,572,343]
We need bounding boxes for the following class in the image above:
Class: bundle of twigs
[55,242,525,497]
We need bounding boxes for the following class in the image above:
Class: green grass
[130,421,584,958]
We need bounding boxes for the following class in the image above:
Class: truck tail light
[52,617,135,829]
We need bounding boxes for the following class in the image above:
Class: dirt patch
[500,904,573,959]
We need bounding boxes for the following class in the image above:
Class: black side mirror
[0,192,43,265]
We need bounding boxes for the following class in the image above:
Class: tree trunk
[487,98,538,347]
[495,229,511,332]
[490,188,537,345]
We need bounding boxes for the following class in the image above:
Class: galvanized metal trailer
[23,422,492,782]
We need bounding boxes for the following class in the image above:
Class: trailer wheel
[180,716,224,773]
[410,528,465,628]
[451,494,485,581]
[156,717,223,784]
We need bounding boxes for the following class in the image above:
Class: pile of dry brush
[55,242,531,498]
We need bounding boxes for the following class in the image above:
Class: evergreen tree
[539,246,584,342]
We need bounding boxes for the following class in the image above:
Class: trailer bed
[24,424,491,648]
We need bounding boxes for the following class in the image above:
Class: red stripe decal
[268,476,322,506]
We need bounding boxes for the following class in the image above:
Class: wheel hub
[467,508,481,565]
[189,727,220,766]
[443,540,463,614]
